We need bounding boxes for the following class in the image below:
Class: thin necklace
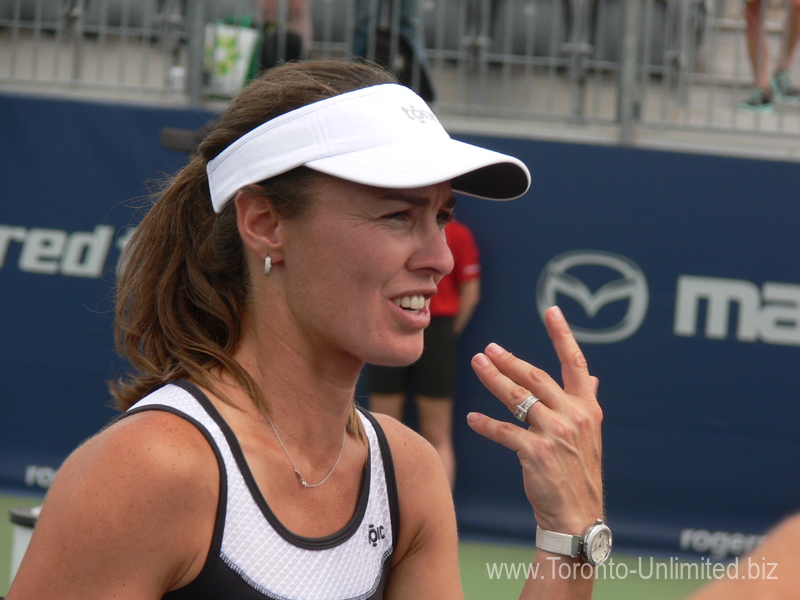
[261,409,347,489]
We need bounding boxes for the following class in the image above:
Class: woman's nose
[410,222,454,278]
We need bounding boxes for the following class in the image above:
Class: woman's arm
[6,411,219,600]
[453,278,480,335]
[468,306,604,600]
[380,306,602,600]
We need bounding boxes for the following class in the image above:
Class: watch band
[535,526,581,558]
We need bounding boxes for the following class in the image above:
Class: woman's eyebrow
[380,191,458,209]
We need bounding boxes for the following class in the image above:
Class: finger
[544,306,595,399]
[466,411,534,453]
[471,347,564,413]
[511,394,544,427]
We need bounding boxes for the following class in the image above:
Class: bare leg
[262,0,313,51]
[745,0,771,90]
[416,395,456,490]
[369,392,405,421]
[777,0,800,71]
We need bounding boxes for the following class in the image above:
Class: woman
[7,60,603,600]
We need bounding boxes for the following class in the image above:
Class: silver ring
[514,395,540,422]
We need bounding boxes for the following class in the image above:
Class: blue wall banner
[0,92,213,493]
[1,92,798,560]
[446,134,800,558]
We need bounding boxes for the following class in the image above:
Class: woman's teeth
[394,295,426,312]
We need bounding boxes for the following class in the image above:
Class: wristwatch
[535,519,612,566]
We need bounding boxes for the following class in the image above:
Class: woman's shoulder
[369,412,454,521]
[370,412,444,477]
[75,405,216,477]
[12,409,220,597]
[55,407,220,541]
[367,412,462,597]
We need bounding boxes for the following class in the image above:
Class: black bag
[258,22,303,71]
[371,27,435,102]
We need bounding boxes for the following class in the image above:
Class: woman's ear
[235,188,285,265]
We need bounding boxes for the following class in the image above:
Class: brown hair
[111,60,397,436]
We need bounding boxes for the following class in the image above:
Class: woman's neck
[227,323,362,444]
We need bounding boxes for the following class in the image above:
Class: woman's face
[279,175,455,368]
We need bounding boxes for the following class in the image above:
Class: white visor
[207,83,531,213]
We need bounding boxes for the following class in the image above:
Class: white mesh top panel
[130,383,393,600]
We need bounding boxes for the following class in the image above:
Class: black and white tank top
[124,379,399,600]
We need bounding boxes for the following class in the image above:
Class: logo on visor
[536,251,649,343]
[401,105,438,124]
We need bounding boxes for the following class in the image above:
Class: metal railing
[2,0,799,151]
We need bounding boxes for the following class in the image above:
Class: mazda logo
[536,251,649,343]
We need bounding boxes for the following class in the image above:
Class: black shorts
[368,317,458,399]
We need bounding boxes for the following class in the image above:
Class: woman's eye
[437,211,456,227]
[382,209,454,228]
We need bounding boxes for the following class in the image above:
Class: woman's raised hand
[467,306,604,535]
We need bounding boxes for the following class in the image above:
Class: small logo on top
[368,523,386,547]
[401,105,438,124]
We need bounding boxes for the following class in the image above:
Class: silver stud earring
[264,255,272,276]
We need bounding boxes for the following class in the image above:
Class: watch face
[588,527,612,565]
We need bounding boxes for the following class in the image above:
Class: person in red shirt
[369,217,481,489]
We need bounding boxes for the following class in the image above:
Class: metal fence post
[563,0,593,121]
[618,0,640,143]
[185,0,207,105]
[276,0,289,64]
[66,0,86,83]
